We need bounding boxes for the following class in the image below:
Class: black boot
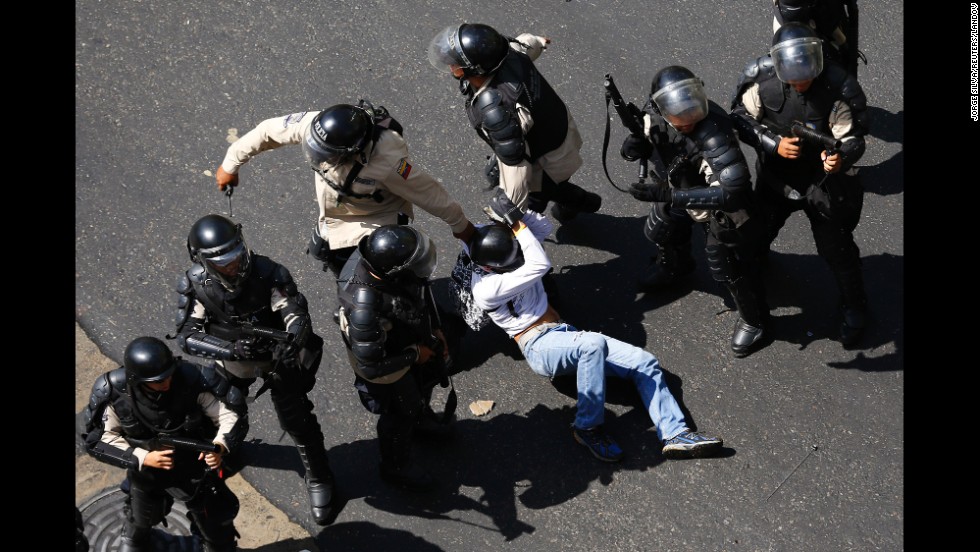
[297,444,337,525]
[378,418,437,492]
[835,267,868,348]
[725,277,768,357]
[414,404,456,442]
[549,182,602,223]
[379,459,437,492]
[637,243,696,292]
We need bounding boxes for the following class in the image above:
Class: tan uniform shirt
[472,34,584,211]
[739,84,857,145]
[100,392,239,470]
[221,111,469,249]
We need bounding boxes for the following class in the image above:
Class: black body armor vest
[465,50,568,162]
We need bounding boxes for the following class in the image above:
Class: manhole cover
[78,485,200,552]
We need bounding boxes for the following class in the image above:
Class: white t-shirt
[470,213,554,337]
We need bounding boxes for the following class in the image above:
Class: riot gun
[790,122,845,195]
[146,435,223,455]
[790,122,842,155]
[602,73,649,191]
[239,323,293,343]
[137,435,227,483]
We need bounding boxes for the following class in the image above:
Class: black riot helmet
[302,103,373,169]
[427,23,510,77]
[776,0,817,24]
[649,65,709,130]
[770,22,824,83]
[186,214,252,292]
[124,336,177,385]
[358,225,438,279]
[469,224,524,273]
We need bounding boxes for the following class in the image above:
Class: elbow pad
[476,90,525,165]
[87,441,139,471]
[671,186,729,211]
[730,111,780,156]
[838,136,866,170]
[347,288,386,364]
[182,332,236,360]
[357,348,419,381]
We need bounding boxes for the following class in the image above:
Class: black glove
[485,187,524,226]
[628,180,672,203]
[233,337,258,360]
[621,135,653,162]
[273,339,300,364]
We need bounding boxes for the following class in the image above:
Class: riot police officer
[172,213,339,525]
[81,336,247,552]
[427,23,602,224]
[772,0,863,77]
[214,101,476,277]
[620,66,768,357]
[731,23,870,347]
[336,224,456,492]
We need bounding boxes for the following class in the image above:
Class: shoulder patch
[395,158,413,180]
[282,112,308,127]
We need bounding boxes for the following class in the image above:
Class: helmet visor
[651,78,709,128]
[428,26,463,72]
[202,241,251,289]
[388,231,438,279]
[770,37,823,83]
[140,362,176,384]
[303,127,348,168]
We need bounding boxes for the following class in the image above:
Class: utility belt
[514,305,563,354]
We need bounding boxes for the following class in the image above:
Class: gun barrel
[241,324,292,342]
[157,436,222,454]
[791,123,842,151]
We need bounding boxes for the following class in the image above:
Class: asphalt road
[76,2,904,551]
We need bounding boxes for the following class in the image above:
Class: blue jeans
[522,323,688,441]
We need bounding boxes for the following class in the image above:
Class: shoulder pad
[352,285,382,308]
[271,264,298,295]
[250,255,277,280]
[475,88,504,112]
[741,55,776,84]
[88,372,116,410]
[188,264,207,284]
[107,367,128,393]
[733,55,776,109]
[693,118,727,155]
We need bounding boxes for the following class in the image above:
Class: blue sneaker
[572,425,624,462]
[662,431,723,459]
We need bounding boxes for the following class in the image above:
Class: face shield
[428,25,464,73]
[770,37,824,83]
[651,77,709,129]
[386,230,438,279]
[303,131,346,167]
[201,240,251,290]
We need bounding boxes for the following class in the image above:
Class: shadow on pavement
[310,403,688,548]
[762,251,904,370]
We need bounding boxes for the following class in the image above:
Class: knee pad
[271,392,319,436]
[306,227,330,262]
[643,203,676,244]
[705,243,737,283]
[126,485,170,529]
